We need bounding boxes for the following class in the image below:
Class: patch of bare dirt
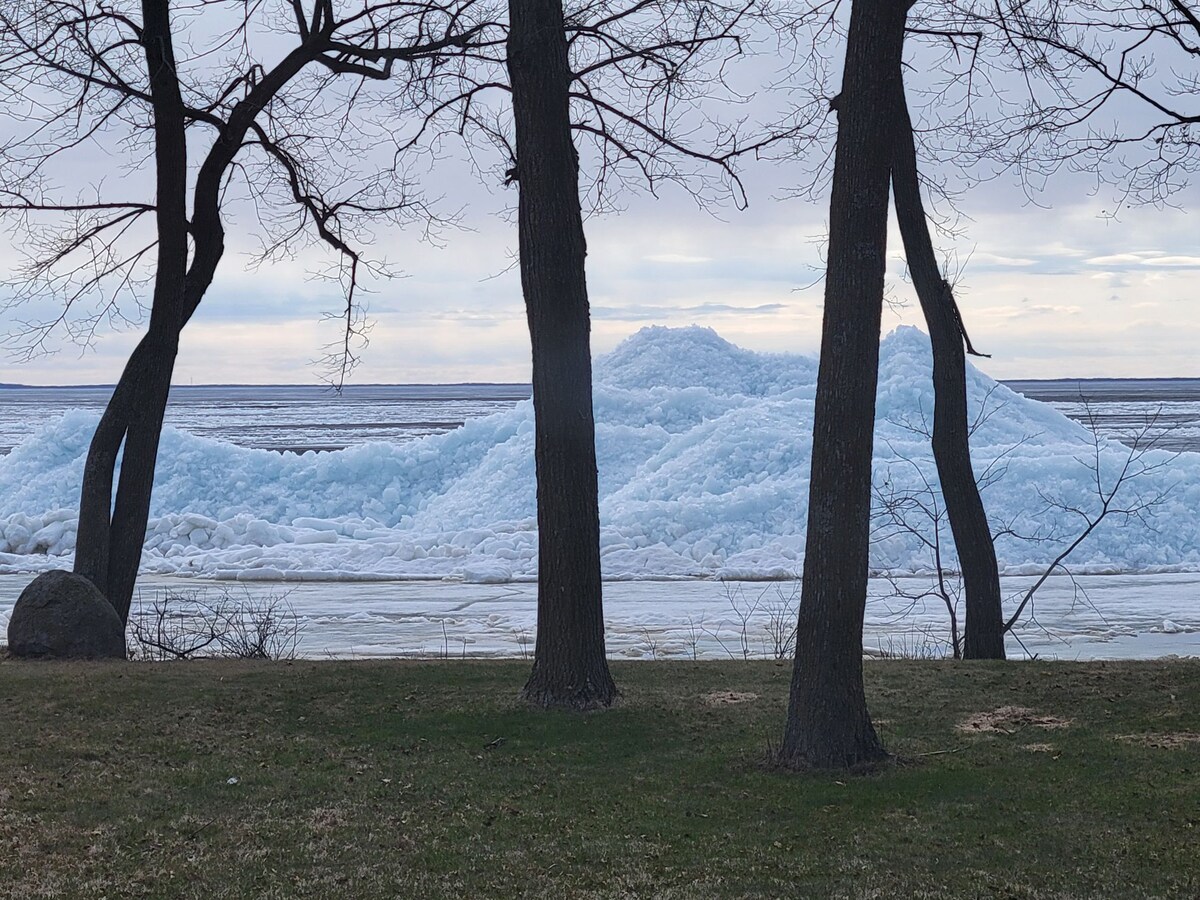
[956,706,1072,735]
[703,691,758,706]
[1115,732,1200,749]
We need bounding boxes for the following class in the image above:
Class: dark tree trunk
[71,5,302,623]
[778,0,908,770]
[891,87,1006,660]
[74,335,179,624]
[74,0,188,624]
[506,0,617,710]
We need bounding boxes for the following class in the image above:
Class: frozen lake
[2,331,1198,659]
[0,383,531,454]
[2,571,1197,661]
[3,375,1200,454]
[1006,378,1200,453]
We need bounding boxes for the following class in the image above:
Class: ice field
[2,325,1199,582]
[0,383,528,454]
[0,326,1197,657]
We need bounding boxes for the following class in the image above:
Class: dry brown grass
[702,690,759,705]
[1114,731,1200,749]
[956,705,1073,734]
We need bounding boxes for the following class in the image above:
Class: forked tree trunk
[75,336,179,623]
[779,0,908,770]
[507,0,617,709]
[74,0,188,624]
[891,87,1006,660]
[72,3,309,623]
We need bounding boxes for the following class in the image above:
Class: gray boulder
[7,570,126,660]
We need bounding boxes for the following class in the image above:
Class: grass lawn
[1,658,1198,898]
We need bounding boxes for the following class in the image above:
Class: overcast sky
[1,6,1197,386]
[5,167,1194,386]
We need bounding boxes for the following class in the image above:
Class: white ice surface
[2,573,1195,660]
[1,326,1199,582]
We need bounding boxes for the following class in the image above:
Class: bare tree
[526,0,776,708]
[1003,403,1178,635]
[891,78,1006,659]
[778,0,1032,665]
[884,0,1200,655]
[967,0,1200,208]
[778,0,908,771]
[127,586,303,661]
[396,0,768,708]
[505,0,617,708]
[874,401,1178,653]
[872,385,1028,658]
[0,1,490,622]
[874,457,967,657]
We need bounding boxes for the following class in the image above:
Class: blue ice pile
[1,326,1198,581]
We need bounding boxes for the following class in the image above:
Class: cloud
[1086,252,1154,266]
[424,307,523,325]
[980,304,1083,320]
[592,302,786,321]
[3,93,1199,384]
[641,253,712,264]
[972,252,1037,267]
[1144,256,1200,267]
[1086,251,1200,269]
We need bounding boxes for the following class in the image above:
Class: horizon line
[3,375,1200,389]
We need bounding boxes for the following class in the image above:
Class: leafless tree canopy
[389,0,784,214]
[948,0,1200,207]
[0,0,498,380]
[0,1,837,376]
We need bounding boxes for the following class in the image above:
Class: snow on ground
[1,325,1199,582]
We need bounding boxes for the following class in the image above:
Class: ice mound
[1,325,1198,581]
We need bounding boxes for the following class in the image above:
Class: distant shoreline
[0,381,535,391]
[2,377,1200,390]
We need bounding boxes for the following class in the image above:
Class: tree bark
[74,0,188,624]
[74,335,179,624]
[779,0,909,770]
[891,86,1006,660]
[507,0,617,710]
[70,7,308,623]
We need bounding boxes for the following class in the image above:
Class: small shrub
[127,587,303,661]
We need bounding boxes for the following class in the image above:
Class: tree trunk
[891,86,1006,660]
[778,0,908,770]
[74,335,179,624]
[506,0,617,710]
[71,8,314,624]
[73,0,188,623]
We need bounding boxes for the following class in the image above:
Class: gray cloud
[2,25,1199,385]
